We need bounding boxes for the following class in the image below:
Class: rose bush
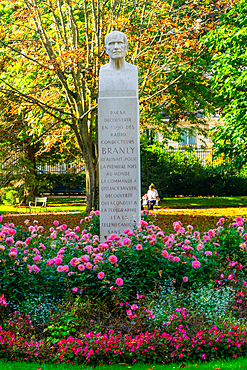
[0,213,247,305]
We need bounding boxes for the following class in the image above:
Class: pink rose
[108,255,118,264]
[97,271,105,279]
[192,260,201,268]
[116,278,123,286]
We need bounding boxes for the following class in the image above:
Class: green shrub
[12,293,63,325]
[38,172,86,194]
[0,188,18,205]
[187,284,234,318]
[141,142,247,197]
[44,311,79,344]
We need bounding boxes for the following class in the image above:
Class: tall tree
[202,0,247,171]
[0,0,238,210]
[0,95,40,202]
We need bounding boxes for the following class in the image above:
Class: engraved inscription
[102,147,135,154]
[98,99,140,237]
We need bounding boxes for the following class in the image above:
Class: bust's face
[105,32,128,60]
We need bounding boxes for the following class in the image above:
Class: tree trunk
[23,143,38,204]
[93,114,99,210]
[93,161,99,210]
[85,160,95,212]
[84,141,99,212]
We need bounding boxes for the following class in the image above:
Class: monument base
[98,97,141,238]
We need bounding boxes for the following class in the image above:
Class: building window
[180,129,196,146]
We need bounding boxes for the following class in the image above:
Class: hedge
[141,144,247,198]
[38,173,86,195]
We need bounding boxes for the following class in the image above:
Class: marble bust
[101,31,136,71]
[99,31,138,97]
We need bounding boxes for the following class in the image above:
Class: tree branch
[141,48,206,104]
[0,79,74,118]
[0,39,50,70]
[58,0,69,46]
[27,0,76,103]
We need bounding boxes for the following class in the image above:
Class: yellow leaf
[185,40,190,47]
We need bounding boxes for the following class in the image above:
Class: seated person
[147,183,158,210]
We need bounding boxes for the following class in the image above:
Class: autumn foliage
[0,0,239,209]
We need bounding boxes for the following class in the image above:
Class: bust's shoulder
[100,63,110,70]
[100,62,137,71]
[125,62,138,70]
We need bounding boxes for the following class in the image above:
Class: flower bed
[1,212,247,302]
[0,212,247,365]
[0,323,246,365]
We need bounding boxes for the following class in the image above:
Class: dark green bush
[141,143,247,197]
[38,172,86,194]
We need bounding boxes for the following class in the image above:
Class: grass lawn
[1,196,247,215]
[1,196,247,235]
[155,206,247,233]
[160,196,247,209]
[0,357,246,369]
[0,197,87,214]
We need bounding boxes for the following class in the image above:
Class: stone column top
[99,66,138,98]
[99,31,138,98]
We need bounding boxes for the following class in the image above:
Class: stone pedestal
[98,66,141,238]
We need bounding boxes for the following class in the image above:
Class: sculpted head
[104,31,128,60]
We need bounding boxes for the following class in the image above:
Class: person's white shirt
[147,189,158,200]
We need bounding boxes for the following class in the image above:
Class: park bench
[29,197,47,213]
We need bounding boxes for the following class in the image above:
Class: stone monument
[98,31,141,238]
